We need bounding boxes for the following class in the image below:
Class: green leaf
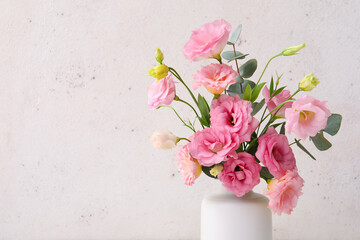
[221,51,247,61]
[251,99,265,116]
[310,131,332,151]
[235,75,244,84]
[294,139,316,160]
[227,80,255,98]
[280,122,286,135]
[239,59,257,78]
[270,76,274,96]
[243,84,252,101]
[271,122,284,129]
[270,86,286,99]
[324,113,342,136]
[197,94,210,127]
[228,24,242,44]
[251,82,266,102]
[260,167,274,181]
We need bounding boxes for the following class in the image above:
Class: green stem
[256,105,268,135]
[169,67,198,106]
[178,137,191,142]
[158,105,195,132]
[176,97,204,128]
[256,53,282,84]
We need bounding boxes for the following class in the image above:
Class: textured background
[0,0,359,239]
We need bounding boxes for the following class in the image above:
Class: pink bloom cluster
[148,19,336,217]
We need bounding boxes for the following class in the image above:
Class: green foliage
[239,59,257,78]
[227,80,255,98]
[280,122,286,135]
[294,139,316,160]
[251,82,266,102]
[324,114,342,136]
[197,94,211,127]
[310,131,332,151]
[243,84,252,101]
[251,99,265,116]
[228,24,242,44]
[260,167,274,181]
[221,51,248,62]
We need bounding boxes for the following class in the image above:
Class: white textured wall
[0,0,359,239]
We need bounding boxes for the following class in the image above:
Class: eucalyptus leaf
[243,84,252,101]
[294,139,316,160]
[324,113,342,136]
[227,80,255,98]
[251,82,266,102]
[310,131,332,151]
[197,94,210,127]
[251,99,265,116]
[235,75,244,84]
[221,51,247,61]
[260,167,274,181]
[239,59,257,78]
[228,24,242,44]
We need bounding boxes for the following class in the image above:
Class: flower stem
[178,137,191,142]
[169,67,198,106]
[176,97,204,128]
[158,105,196,132]
[256,53,282,84]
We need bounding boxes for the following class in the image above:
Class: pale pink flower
[256,127,296,179]
[188,127,240,167]
[176,144,202,186]
[183,19,231,62]
[210,95,259,142]
[285,95,331,140]
[150,130,178,149]
[264,170,304,215]
[193,64,237,95]
[262,86,293,118]
[147,74,176,110]
[218,152,262,197]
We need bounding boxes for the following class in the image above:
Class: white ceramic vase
[201,190,272,240]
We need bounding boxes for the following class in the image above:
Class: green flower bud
[155,48,164,64]
[299,73,320,91]
[282,43,306,56]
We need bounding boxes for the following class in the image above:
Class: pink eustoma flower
[176,144,202,186]
[285,95,331,140]
[183,19,231,62]
[262,86,293,118]
[256,127,296,179]
[188,127,240,167]
[210,95,259,142]
[147,74,176,110]
[264,170,304,215]
[193,64,237,95]
[218,152,262,197]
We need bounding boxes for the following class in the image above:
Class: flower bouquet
[147,19,342,216]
